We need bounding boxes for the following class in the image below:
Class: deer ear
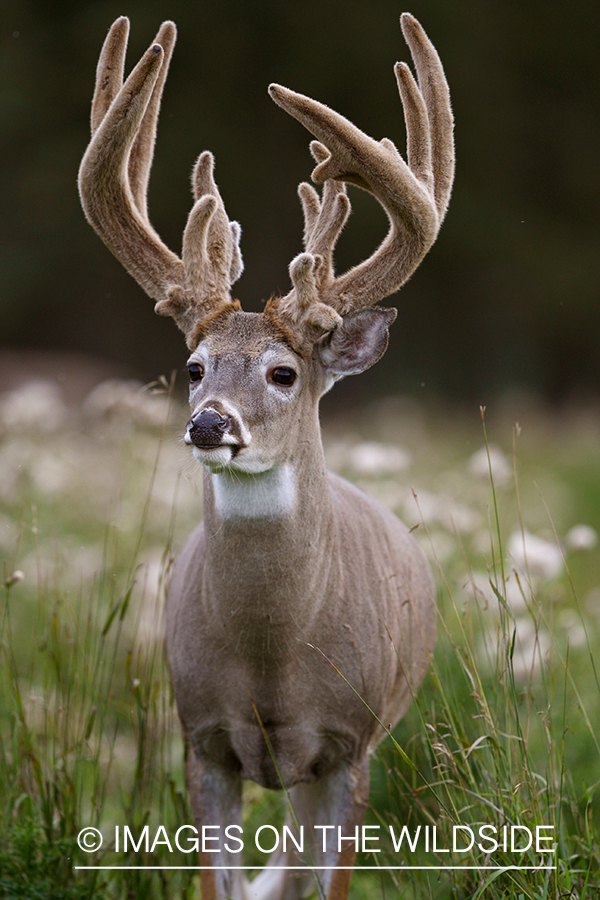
[318,307,397,376]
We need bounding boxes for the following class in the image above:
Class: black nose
[187,408,231,448]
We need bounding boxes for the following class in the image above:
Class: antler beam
[269,13,454,317]
[78,17,243,343]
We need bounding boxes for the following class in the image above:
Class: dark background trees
[2,0,599,408]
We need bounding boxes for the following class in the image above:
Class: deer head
[78,15,453,480]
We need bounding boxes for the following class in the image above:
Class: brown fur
[187,299,243,349]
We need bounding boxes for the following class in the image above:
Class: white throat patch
[212,465,296,520]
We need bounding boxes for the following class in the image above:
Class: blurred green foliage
[1,0,599,403]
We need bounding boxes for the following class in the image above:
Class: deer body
[79,14,453,898]
[168,423,436,792]
[167,385,435,898]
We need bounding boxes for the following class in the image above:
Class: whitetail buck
[79,13,453,899]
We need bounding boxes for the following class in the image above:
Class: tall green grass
[0,379,196,898]
[1,384,599,898]
[351,408,600,898]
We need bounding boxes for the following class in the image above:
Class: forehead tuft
[192,309,299,359]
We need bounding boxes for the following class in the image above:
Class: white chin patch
[191,445,234,470]
[212,465,296,520]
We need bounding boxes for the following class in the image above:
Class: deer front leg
[248,757,369,900]
[302,758,369,900]
[186,749,249,900]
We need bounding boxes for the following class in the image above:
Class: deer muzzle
[187,407,232,448]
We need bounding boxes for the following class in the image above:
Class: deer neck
[201,434,337,638]
[210,463,298,521]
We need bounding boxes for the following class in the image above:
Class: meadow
[1,373,599,898]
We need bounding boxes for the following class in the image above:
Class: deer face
[184,310,311,475]
[183,306,397,476]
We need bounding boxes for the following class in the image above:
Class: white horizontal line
[74,865,557,871]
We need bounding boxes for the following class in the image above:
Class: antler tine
[181,150,244,302]
[90,18,177,221]
[268,13,454,318]
[79,20,185,305]
[273,176,349,333]
[90,17,129,135]
[299,160,350,289]
[128,21,177,220]
[400,13,454,221]
[273,149,350,331]
[79,18,242,345]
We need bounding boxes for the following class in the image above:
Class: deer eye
[187,363,204,383]
[270,367,296,387]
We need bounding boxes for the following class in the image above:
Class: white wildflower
[510,617,552,680]
[84,379,168,429]
[476,616,551,680]
[557,609,588,648]
[565,524,598,552]
[468,444,512,487]
[5,569,24,588]
[464,569,529,613]
[405,488,480,534]
[0,381,68,432]
[347,441,411,475]
[508,530,563,581]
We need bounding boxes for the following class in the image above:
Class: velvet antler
[78,17,243,345]
[270,13,454,323]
